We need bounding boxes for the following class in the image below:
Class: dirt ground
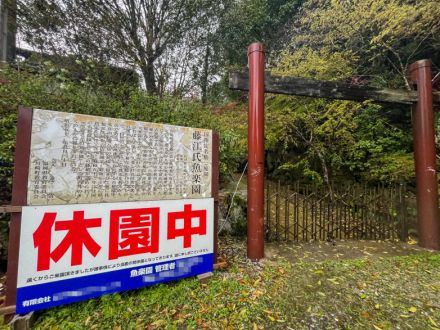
[218,236,440,330]
[219,236,431,265]
[265,239,429,263]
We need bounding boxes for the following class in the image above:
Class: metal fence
[265,181,414,242]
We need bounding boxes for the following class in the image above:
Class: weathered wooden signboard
[6,108,219,315]
[28,109,212,205]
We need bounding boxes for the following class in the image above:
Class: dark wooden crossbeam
[229,71,440,105]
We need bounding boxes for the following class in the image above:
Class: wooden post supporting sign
[5,107,33,321]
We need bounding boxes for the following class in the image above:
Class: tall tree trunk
[201,44,210,104]
[142,59,157,94]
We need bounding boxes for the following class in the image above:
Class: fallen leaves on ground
[19,237,440,330]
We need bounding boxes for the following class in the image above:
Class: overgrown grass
[5,250,439,329]
[31,262,290,329]
[274,252,440,329]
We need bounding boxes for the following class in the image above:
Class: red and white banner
[16,198,214,313]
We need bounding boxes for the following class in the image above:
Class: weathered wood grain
[0,205,22,213]
[229,71,440,105]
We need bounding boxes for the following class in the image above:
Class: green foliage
[274,47,356,81]
[267,46,356,185]
[265,91,365,185]
[263,0,439,185]
[347,103,414,182]
[218,130,245,176]
[361,152,414,183]
[291,0,440,88]
[273,161,324,185]
[31,257,291,329]
[212,104,248,177]
[0,64,247,198]
[205,0,303,102]
[265,90,414,184]
[218,0,303,67]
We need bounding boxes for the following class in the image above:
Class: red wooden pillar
[408,59,440,250]
[247,43,265,260]
[212,132,220,263]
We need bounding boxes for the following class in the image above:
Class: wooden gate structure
[265,181,412,243]
[229,42,440,259]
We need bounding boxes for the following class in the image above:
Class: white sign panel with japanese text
[27,109,212,205]
[17,198,214,313]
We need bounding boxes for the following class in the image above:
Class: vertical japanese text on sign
[27,109,213,205]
